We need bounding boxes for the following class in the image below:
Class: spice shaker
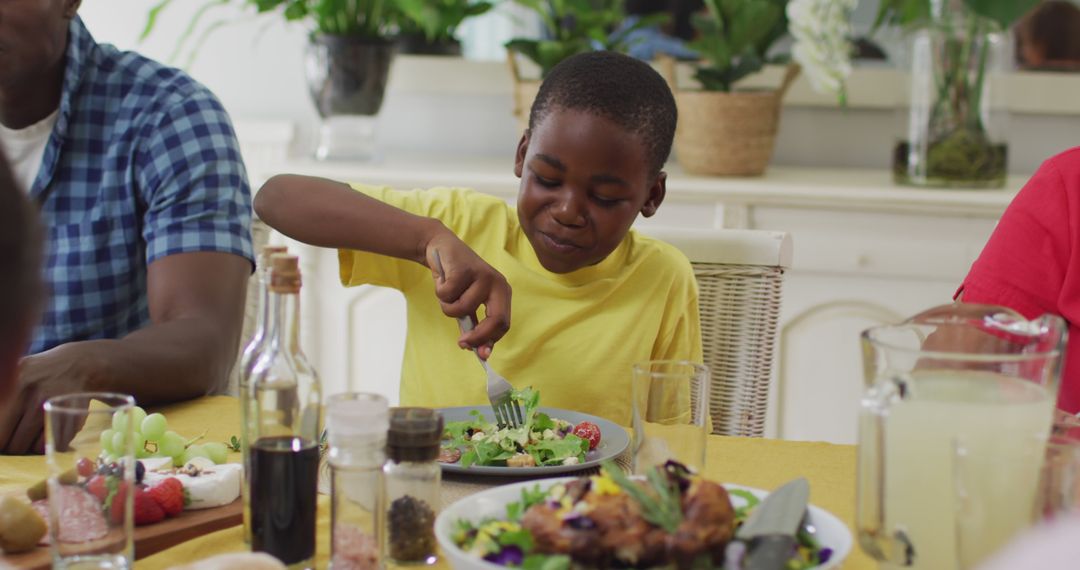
[328,393,389,570]
[383,407,443,566]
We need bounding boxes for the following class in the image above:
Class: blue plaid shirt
[28,17,254,355]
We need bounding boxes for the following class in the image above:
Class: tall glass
[630,361,709,474]
[857,304,1065,570]
[1033,434,1080,522]
[44,393,136,569]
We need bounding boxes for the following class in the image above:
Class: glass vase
[893,7,1009,189]
[306,35,396,161]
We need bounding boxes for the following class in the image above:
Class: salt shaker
[383,407,443,566]
[328,393,389,570]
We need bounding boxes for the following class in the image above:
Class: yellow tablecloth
[0,396,872,569]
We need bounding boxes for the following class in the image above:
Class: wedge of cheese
[145,461,242,510]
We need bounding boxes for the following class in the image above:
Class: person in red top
[957,146,1080,413]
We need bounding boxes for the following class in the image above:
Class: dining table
[0,396,874,569]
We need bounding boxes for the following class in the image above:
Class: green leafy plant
[686,0,789,92]
[875,0,1040,185]
[143,0,398,66]
[392,0,493,46]
[874,0,1039,31]
[505,0,666,78]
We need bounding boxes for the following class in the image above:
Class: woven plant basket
[507,51,541,135]
[663,60,800,177]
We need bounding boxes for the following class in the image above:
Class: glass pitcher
[857,303,1067,570]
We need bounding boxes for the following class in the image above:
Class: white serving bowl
[435,476,852,570]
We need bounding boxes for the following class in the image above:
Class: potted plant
[504,0,664,132]
[144,0,399,160]
[876,0,1040,188]
[666,0,856,177]
[660,0,793,176]
[392,0,494,56]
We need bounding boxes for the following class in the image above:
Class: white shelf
[388,55,1080,117]
[280,153,1024,218]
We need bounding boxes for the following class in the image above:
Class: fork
[432,250,524,429]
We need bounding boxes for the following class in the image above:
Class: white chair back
[641,227,793,437]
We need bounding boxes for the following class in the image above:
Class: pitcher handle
[856,375,916,566]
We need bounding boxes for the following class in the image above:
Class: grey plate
[437,406,630,476]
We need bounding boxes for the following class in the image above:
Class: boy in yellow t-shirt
[254,51,702,425]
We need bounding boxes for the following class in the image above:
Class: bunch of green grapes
[99,407,229,466]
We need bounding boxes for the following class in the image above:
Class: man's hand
[0,251,249,455]
[424,231,511,360]
[0,345,101,454]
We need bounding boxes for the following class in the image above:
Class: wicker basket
[507,51,540,135]
[663,60,800,177]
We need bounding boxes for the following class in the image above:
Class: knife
[733,477,810,570]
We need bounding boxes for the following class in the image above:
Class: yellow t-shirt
[338,185,703,425]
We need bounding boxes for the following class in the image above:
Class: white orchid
[787,0,858,105]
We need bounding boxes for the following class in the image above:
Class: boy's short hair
[528,51,678,176]
[0,149,43,343]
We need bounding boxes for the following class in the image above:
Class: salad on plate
[441,389,602,468]
[449,462,833,570]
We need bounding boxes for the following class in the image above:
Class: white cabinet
[251,152,1019,444]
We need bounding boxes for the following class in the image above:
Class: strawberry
[110,483,165,526]
[147,478,185,517]
[86,475,109,502]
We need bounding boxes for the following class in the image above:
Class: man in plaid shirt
[0,3,254,453]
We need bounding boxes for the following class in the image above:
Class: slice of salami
[30,501,51,545]
[33,486,109,544]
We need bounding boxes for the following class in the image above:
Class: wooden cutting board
[1,499,242,569]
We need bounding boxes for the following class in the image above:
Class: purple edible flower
[485,546,524,566]
[663,460,693,493]
[819,548,833,564]
[563,513,596,530]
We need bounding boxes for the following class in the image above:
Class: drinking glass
[630,360,709,474]
[857,304,1066,570]
[44,392,136,569]
[1033,434,1080,522]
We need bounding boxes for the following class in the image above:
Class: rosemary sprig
[602,462,683,533]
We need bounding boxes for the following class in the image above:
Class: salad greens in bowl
[434,462,851,570]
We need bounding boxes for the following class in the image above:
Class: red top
[957,147,1080,412]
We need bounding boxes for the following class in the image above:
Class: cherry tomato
[572,421,602,450]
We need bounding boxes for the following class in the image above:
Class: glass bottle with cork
[248,253,323,569]
[239,244,287,544]
[384,407,443,566]
[328,393,388,570]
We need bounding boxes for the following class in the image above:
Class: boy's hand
[425,234,511,359]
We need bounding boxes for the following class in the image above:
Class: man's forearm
[35,315,238,405]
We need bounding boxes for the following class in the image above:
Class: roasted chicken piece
[669,478,736,567]
[521,476,736,569]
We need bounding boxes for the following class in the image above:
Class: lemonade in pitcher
[880,371,1053,569]
[857,304,1066,570]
